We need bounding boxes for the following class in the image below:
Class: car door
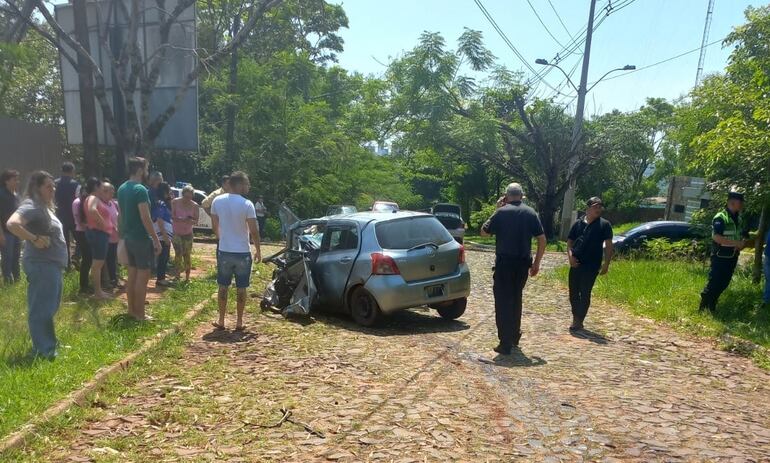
[314,221,360,310]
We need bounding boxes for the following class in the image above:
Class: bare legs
[91,259,109,299]
[216,286,246,329]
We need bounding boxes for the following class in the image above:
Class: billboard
[55,0,198,151]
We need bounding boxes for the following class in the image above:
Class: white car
[170,186,213,232]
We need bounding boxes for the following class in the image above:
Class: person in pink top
[84,178,114,300]
[103,182,121,289]
[171,185,199,281]
[72,185,92,294]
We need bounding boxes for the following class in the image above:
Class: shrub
[636,237,710,262]
[264,217,282,241]
[470,203,497,231]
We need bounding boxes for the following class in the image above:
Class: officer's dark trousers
[493,257,530,347]
[568,266,599,320]
[701,255,739,307]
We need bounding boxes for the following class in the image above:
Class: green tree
[383,30,602,238]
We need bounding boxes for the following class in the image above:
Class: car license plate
[425,284,444,298]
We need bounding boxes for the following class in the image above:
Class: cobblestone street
[22,250,770,462]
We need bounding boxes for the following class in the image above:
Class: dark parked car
[612,221,709,253]
[431,203,466,244]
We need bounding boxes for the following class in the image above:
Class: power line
[528,0,637,90]
[595,36,725,83]
[526,0,566,48]
[472,0,568,95]
[547,0,574,40]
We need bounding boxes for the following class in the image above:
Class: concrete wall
[0,119,63,187]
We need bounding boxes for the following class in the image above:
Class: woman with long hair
[6,171,68,359]
[72,180,94,293]
[153,182,174,287]
[172,184,198,281]
[85,178,114,300]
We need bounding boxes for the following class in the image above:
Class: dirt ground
[13,249,770,462]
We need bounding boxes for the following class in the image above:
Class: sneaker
[156,280,174,288]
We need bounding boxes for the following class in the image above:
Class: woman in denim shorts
[84,178,114,300]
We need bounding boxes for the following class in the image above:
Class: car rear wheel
[436,298,467,320]
[349,287,382,327]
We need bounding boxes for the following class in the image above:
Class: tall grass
[0,271,217,439]
[554,259,770,348]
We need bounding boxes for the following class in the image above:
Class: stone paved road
[16,250,770,462]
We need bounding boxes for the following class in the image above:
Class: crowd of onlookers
[0,158,266,360]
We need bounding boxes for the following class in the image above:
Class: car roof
[637,221,693,228]
[323,210,432,224]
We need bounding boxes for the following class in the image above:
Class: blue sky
[332,0,759,114]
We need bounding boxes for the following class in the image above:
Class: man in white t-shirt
[210,171,262,331]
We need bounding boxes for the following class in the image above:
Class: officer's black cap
[727,191,745,202]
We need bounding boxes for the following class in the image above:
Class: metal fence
[0,118,63,185]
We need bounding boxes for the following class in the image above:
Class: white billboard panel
[55,0,198,151]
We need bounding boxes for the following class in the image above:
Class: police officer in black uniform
[699,190,749,312]
[481,183,546,354]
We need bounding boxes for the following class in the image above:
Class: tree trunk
[224,13,241,165]
[539,193,559,241]
[753,203,769,284]
[73,0,100,178]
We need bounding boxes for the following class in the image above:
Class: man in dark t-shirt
[566,197,614,331]
[481,183,546,354]
[54,162,80,267]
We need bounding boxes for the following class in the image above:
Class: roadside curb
[720,333,769,359]
[0,293,217,455]
[464,241,566,255]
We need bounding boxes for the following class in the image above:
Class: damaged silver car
[262,211,471,326]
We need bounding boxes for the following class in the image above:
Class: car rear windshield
[375,217,454,249]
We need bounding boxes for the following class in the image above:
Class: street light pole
[559,0,597,240]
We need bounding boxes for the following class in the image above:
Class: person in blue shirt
[152,182,174,287]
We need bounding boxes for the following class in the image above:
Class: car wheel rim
[356,295,372,320]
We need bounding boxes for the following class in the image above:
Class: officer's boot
[698,296,708,312]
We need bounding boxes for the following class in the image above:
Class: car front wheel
[436,298,467,320]
[349,287,382,327]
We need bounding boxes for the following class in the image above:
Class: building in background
[664,176,712,222]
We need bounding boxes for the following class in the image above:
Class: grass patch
[552,259,770,350]
[0,271,218,440]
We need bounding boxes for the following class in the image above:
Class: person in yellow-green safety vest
[699,190,749,312]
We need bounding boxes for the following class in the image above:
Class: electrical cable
[547,0,574,40]
[594,36,724,83]
[526,0,566,48]
[473,0,568,95]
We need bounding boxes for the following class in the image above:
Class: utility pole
[72,0,100,178]
[695,0,716,86]
[558,0,597,240]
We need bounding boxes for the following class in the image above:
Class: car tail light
[371,253,400,275]
[458,245,466,264]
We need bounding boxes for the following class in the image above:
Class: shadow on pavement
[478,350,547,368]
[314,307,471,337]
[202,328,258,343]
[569,328,610,345]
